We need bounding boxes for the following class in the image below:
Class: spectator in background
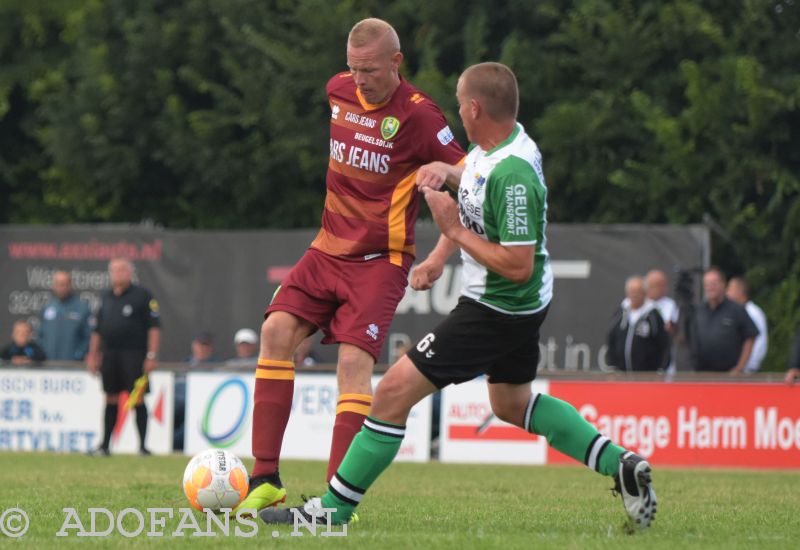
[1,320,47,365]
[726,276,768,373]
[689,267,758,374]
[646,269,679,373]
[187,331,217,365]
[226,328,259,367]
[87,258,160,456]
[39,270,92,361]
[174,331,217,451]
[606,276,669,372]
[784,328,800,384]
[646,270,679,333]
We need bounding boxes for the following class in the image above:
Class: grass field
[0,453,798,549]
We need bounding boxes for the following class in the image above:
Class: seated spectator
[689,267,758,374]
[785,328,800,385]
[225,328,259,367]
[38,270,92,361]
[175,331,217,451]
[726,276,768,373]
[1,320,47,365]
[186,331,217,366]
[606,276,669,372]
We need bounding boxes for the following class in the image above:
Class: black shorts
[101,349,148,395]
[407,296,549,389]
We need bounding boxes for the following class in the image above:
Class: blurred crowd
[2,265,799,382]
[604,267,791,380]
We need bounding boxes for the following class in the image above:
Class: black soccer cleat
[613,451,657,529]
[260,496,325,525]
[259,495,355,526]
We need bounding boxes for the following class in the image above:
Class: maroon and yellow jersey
[311,73,465,266]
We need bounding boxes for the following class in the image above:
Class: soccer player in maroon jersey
[237,18,465,513]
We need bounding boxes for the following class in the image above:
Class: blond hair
[348,18,401,52]
[460,62,519,122]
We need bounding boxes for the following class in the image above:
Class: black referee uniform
[94,284,160,453]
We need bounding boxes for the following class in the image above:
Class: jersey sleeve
[486,156,542,246]
[145,291,161,329]
[410,101,465,166]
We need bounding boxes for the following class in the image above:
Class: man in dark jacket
[607,276,670,372]
[689,267,757,373]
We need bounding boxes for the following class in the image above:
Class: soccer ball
[182,449,249,511]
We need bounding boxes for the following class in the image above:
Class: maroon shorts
[266,248,411,361]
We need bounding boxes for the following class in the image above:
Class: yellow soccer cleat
[234,476,287,517]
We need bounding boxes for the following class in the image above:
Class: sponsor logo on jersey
[380,116,400,140]
[331,104,340,120]
[472,174,486,194]
[505,184,530,236]
[344,111,377,128]
[437,126,455,146]
[354,132,394,149]
[366,323,380,341]
[329,139,391,174]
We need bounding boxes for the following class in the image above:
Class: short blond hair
[460,62,519,122]
[348,18,401,52]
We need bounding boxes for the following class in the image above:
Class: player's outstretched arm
[411,235,459,290]
[416,161,464,192]
[422,187,534,284]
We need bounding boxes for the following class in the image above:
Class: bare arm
[416,161,465,193]
[730,338,754,376]
[144,327,161,374]
[422,187,534,284]
[410,234,460,291]
[87,332,102,374]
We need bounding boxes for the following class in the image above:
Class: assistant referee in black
[87,257,161,455]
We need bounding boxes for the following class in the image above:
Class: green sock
[525,393,624,477]
[321,416,404,523]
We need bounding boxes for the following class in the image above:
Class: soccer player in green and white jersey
[261,62,657,530]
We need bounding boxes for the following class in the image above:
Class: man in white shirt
[646,270,679,332]
[726,276,768,373]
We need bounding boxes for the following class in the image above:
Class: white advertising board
[0,369,174,455]
[184,372,431,462]
[439,378,550,465]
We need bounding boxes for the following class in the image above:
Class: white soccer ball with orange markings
[182,449,249,511]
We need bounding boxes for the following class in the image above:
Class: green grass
[0,453,798,548]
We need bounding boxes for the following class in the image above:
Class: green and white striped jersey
[457,123,552,314]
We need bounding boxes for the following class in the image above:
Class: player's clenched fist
[411,258,444,291]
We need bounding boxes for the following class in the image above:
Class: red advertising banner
[547,382,800,468]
